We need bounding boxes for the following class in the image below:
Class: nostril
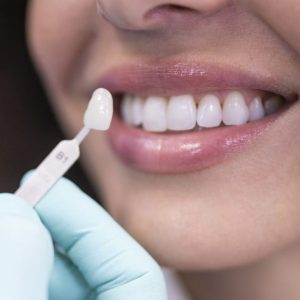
[156,4,196,12]
[145,4,197,20]
[97,0,231,31]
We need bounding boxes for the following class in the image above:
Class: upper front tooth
[167,95,196,131]
[143,96,167,132]
[223,91,250,125]
[249,96,265,121]
[131,96,143,126]
[197,94,222,128]
[121,95,133,125]
[264,96,283,115]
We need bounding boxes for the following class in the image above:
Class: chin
[96,150,300,272]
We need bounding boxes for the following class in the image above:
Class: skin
[27,0,300,298]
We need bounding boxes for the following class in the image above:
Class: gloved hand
[0,194,54,300]
[0,176,167,300]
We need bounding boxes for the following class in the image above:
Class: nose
[97,0,231,30]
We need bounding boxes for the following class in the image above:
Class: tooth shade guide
[84,88,113,131]
[15,88,113,207]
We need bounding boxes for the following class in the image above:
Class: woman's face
[27,0,300,270]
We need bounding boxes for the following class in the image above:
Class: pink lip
[96,62,293,99]
[108,112,280,173]
[95,63,293,173]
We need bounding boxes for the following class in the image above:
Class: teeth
[120,91,286,132]
[142,96,167,132]
[222,91,250,126]
[264,96,283,115]
[167,95,196,131]
[197,94,222,128]
[121,95,133,125]
[131,96,143,126]
[249,97,265,121]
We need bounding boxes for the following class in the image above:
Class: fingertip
[35,176,94,214]
[0,213,54,299]
[19,169,35,186]
[0,193,40,222]
[0,194,54,271]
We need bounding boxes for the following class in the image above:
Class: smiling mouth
[95,62,298,173]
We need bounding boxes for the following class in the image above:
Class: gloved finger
[21,173,167,300]
[48,250,91,300]
[0,194,54,300]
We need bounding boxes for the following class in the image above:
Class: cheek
[27,0,95,93]
[244,0,300,54]
[99,106,300,270]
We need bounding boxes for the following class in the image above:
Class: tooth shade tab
[84,88,113,130]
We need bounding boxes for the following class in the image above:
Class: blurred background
[0,0,95,196]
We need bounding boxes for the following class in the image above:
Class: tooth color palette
[84,88,113,130]
[15,88,113,206]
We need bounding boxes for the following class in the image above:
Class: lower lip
[107,107,287,173]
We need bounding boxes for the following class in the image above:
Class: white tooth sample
[84,88,113,130]
[264,96,283,115]
[249,97,265,121]
[131,96,143,126]
[197,94,222,128]
[223,91,250,125]
[143,96,167,132]
[121,95,133,124]
[167,95,196,131]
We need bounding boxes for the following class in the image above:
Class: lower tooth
[264,96,283,115]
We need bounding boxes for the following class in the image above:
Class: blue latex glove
[0,176,167,300]
[0,194,54,300]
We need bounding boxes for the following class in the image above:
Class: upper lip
[94,61,296,100]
